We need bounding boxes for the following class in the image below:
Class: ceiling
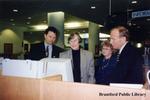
[0,0,150,42]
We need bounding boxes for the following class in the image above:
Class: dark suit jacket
[29,42,64,60]
[111,42,144,84]
[95,54,117,85]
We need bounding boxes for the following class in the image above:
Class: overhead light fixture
[99,33,110,38]
[10,19,14,21]
[147,18,150,21]
[31,24,48,30]
[136,43,142,48]
[80,33,89,38]
[13,9,18,12]
[132,0,137,4]
[65,22,81,28]
[26,22,30,25]
[91,6,96,9]
[27,17,32,19]
[99,24,104,27]
[65,33,110,39]
[12,23,15,26]
[100,38,108,41]
[64,21,89,29]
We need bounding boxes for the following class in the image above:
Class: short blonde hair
[101,40,113,50]
[68,32,82,43]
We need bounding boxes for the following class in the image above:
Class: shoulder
[124,43,140,55]
[53,45,64,52]
[59,50,71,58]
[81,49,93,57]
[60,50,71,55]
[97,55,104,60]
[30,42,44,48]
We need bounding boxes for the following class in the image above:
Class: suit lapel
[52,45,54,58]
[119,42,129,59]
[80,49,86,79]
[41,42,46,57]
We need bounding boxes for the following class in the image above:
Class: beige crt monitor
[40,58,74,82]
[2,58,74,82]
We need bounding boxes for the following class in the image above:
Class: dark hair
[44,26,59,37]
[111,26,130,41]
[68,32,82,43]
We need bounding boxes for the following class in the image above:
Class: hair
[111,26,130,41]
[44,26,59,37]
[101,40,113,50]
[68,32,82,43]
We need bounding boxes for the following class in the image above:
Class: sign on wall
[132,10,150,18]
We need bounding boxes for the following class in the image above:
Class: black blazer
[29,42,64,60]
[111,42,144,84]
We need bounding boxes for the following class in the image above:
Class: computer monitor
[2,58,74,82]
[40,58,74,82]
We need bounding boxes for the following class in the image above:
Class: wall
[0,25,28,57]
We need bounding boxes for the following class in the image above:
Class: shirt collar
[44,42,52,48]
[119,41,128,54]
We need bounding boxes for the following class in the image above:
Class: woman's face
[102,45,112,57]
[69,35,80,50]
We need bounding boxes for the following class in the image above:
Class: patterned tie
[46,46,49,57]
[117,52,120,62]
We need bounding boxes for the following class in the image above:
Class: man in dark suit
[110,26,144,84]
[29,26,64,60]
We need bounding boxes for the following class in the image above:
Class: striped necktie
[45,46,49,57]
[117,52,120,62]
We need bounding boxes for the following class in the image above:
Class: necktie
[46,46,49,57]
[117,53,120,62]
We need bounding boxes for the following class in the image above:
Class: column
[47,11,64,48]
[88,22,99,55]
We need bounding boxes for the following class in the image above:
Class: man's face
[69,35,80,50]
[110,29,125,49]
[44,31,56,45]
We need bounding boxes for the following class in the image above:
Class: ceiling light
[100,38,108,41]
[31,24,48,30]
[99,24,104,27]
[10,19,14,21]
[146,18,150,21]
[132,1,137,4]
[27,17,31,19]
[26,22,30,25]
[91,6,96,9]
[64,21,89,29]
[136,43,142,48]
[99,33,110,38]
[65,22,81,28]
[80,33,89,38]
[13,9,18,12]
[12,23,15,26]
[64,34,70,37]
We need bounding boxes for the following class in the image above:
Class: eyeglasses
[102,48,111,50]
